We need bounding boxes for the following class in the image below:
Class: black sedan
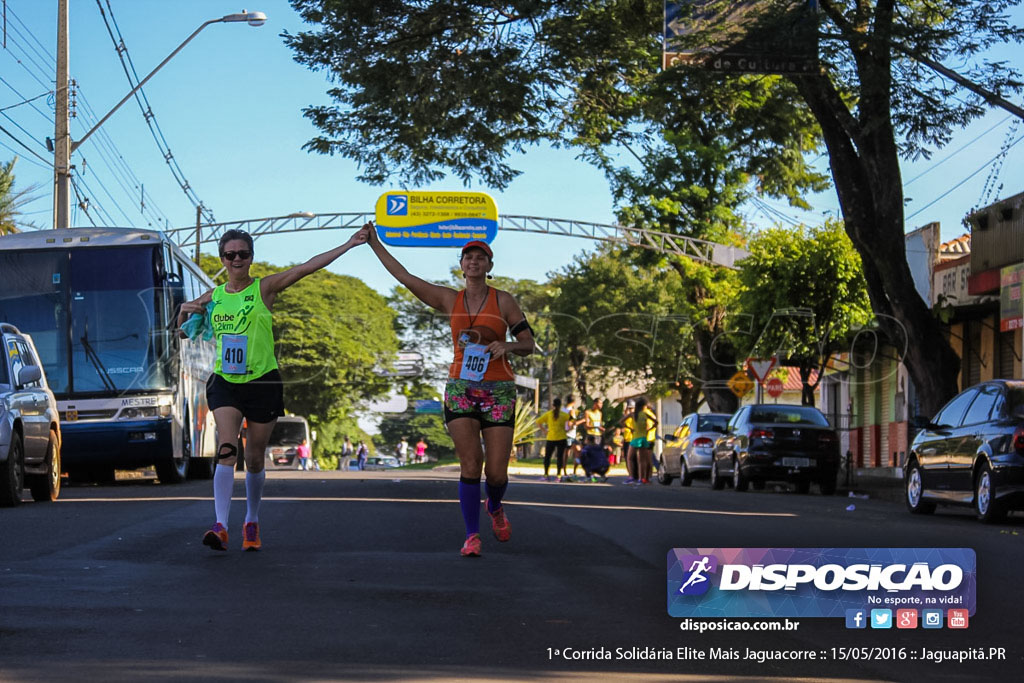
[905,379,1024,522]
[710,404,840,494]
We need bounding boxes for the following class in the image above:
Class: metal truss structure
[166,212,749,268]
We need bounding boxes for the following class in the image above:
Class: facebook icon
[845,609,867,629]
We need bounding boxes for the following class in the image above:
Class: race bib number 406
[459,343,490,381]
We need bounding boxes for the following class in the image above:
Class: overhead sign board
[1000,263,1024,332]
[663,0,819,74]
[374,191,498,247]
[414,400,442,414]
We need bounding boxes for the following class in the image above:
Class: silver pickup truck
[0,323,62,506]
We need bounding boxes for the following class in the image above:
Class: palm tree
[0,157,41,235]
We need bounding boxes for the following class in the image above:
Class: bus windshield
[269,420,309,446]
[0,246,168,395]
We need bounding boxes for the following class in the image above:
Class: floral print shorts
[443,378,517,428]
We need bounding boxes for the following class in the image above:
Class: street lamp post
[53,5,266,230]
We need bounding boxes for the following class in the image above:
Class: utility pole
[194,205,202,263]
[53,0,71,230]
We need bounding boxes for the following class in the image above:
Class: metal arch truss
[166,212,749,268]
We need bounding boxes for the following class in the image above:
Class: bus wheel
[155,428,189,484]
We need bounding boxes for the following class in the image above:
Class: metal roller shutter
[879,360,891,466]
[967,320,982,387]
[999,330,1016,379]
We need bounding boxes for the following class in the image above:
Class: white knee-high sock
[245,470,266,524]
[213,464,234,526]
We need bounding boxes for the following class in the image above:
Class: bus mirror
[165,273,185,308]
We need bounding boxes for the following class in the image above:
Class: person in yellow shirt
[536,397,572,481]
[618,399,637,483]
[630,397,659,484]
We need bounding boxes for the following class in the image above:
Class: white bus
[0,228,217,483]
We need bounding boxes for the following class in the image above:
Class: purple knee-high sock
[485,479,508,514]
[458,477,481,537]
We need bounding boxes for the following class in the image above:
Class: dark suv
[905,379,1024,522]
[0,323,62,506]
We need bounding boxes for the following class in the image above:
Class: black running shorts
[206,369,284,424]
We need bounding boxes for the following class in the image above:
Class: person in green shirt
[178,227,367,552]
[536,397,572,481]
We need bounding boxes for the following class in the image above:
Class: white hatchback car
[0,323,62,506]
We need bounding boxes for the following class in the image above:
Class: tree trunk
[790,73,960,417]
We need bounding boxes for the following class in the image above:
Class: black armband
[510,318,533,337]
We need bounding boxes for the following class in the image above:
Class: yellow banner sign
[374,191,498,247]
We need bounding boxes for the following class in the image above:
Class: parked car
[710,404,840,494]
[905,379,1024,522]
[0,323,62,506]
[361,455,400,471]
[659,412,731,486]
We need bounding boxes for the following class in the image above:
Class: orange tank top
[449,288,515,381]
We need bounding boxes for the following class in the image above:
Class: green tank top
[211,278,278,383]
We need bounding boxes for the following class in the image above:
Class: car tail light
[693,437,713,448]
[750,428,773,440]
[1013,426,1024,453]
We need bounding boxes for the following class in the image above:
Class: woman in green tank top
[177,227,367,552]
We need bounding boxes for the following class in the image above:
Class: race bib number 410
[221,334,248,374]
[460,343,490,381]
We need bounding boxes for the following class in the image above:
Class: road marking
[56,496,796,517]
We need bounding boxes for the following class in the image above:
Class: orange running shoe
[460,533,482,557]
[488,506,511,542]
[242,521,261,552]
[202,522,228,551]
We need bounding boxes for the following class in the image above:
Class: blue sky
[2,0,1022,296]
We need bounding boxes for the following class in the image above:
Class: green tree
[0,157,41,235]
[286,0,1023,415]
[199,254,398,436]
[737,221,872,406]
[374,381,454,460]
[780,0,1022,414]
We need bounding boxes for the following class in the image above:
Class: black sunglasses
[221,250,252,261]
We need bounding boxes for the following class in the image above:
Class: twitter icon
[870,609,893,629]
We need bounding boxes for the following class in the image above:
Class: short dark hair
[586,435,596,444]
[219,229,254,255]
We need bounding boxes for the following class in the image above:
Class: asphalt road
[1,470,1022,682]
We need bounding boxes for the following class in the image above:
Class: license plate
[781,457,811,468]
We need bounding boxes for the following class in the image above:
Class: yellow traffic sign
[728,371,754,398]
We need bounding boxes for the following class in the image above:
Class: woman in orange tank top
[362,223,535,558]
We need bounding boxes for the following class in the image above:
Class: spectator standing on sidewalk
[356,440,369,470]
[339,436,354,471]
[536,397,571,481]
[415,437,428,463]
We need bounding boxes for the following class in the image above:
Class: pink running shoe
[489,506,511,542]
[202,522,228,552]
[460,533,482,557]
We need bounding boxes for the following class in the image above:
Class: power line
[0,73,53,123]
[0,89,51,113]
[75,86,172,227]
[0,121,51,166]
[906,132,1024,222]
[903,115,1012,187]
[96,0,216,224]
